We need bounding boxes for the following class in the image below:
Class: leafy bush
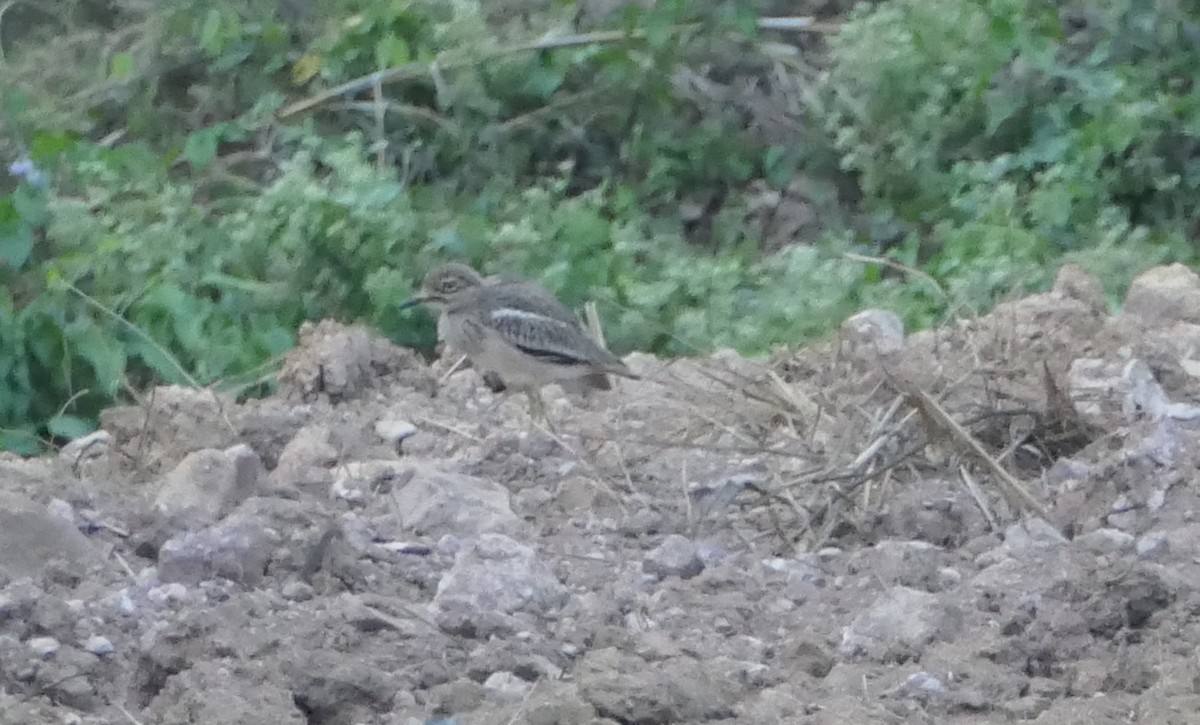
[822,0,1200,302]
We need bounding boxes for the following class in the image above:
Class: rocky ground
[4,263,1200,724]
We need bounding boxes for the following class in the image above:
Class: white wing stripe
[490,307,557,324]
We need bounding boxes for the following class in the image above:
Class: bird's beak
[399,296,427,310]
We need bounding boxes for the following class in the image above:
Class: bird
[400,262,639,424]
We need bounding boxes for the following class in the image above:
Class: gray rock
[390,463,520,537]
[1163,524,1200,559]
[0,493,101,579]
[1044,457,1091,490]
[783,557,827,603]
[553,476,600,514]
[83,635,114,657]
[850,540,946,591]
[888,672,940,700]
[695,540,729,566]
[575,648,745,722]
[154,445,263,525]
[431,534,569,637]
[437,534,462,556]
[374,418,417,444]
[46,498,75,525]
[1068,357,1200,427]
[937,567,962,588]
[1074,528,1135,555]
[27,636,59,659]
[1052,263,1106,312]
[688,475,755,525]
[158,514,278,586]
[1124,263,1200,326]
[839,586,961,662]
[1004,518,1067,552]
[643,535,704,580]
[1136,532,1169,560]
[483,671,532,702]
[143,660,306,725]
[1108,494,1140,531]
[268,425,338,496]
[281,581,314,602]
[618,507,664,536]
[146,583,189,606]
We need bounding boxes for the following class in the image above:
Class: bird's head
[400,263,486,311]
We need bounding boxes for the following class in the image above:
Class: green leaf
[129,339,187,384]
[74,326,126,396]
[430,227,466,255]
[46,414,95,441]
[12,185,49,227]
[3,88,27,118]
[718,3,759,37]
[200,8,224,56]
[109,52,135,81]
[213,46,253,72]
[374,33,410,68]
[183,127,221,170]
[0,220,33,269]
[643,11,675,52]
[0,429,42,456]
[988,14,1015,44]
[763,145,792,188]
[30,130,77,162]
[259,325,295,356]
[522,60,565,100]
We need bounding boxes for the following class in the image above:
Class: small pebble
[28,637,60,659]
[761,558,791,573]
[1075,528,1135,555]
[903,671,945,696]
[330,477,365,505]
[47,498,75,525]
[1136,532,1169,560]
[437,534,462,556]
[281,581,315,602]
[84,635,114,657]
[643,534,704,579]
[1005,517,1067,550]
[114,589,136,616]
[695,540,729,565]
[374,419,417,444]
[483,671,531,701]
[147,583,188,606]
[937,567,962,588]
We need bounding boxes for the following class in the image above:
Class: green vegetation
[1,0,1198,451]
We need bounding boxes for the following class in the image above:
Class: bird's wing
[487,306,608,368]
[492,282,587,327]
[485,283,640,378]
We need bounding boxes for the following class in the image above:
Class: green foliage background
[1,0,1198,452]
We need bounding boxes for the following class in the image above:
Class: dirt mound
[4,264,1200,724]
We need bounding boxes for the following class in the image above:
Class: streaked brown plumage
[401,263,638,421]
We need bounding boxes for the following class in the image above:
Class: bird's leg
[524,387,557,433]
